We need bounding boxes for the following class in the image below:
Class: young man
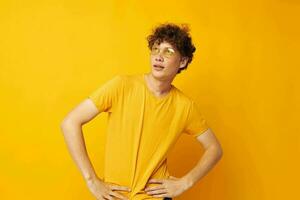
[61,23,223,200]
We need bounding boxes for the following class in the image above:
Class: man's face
[149,40,188,80]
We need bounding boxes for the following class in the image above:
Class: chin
[151,70,169,80]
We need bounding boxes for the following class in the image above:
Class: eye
[166,48,175,55]
[151,46,160,54]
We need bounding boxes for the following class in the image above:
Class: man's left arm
[145,128,223,198]
[180,128,223,189]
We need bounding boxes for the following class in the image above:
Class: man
[61,22,223,200]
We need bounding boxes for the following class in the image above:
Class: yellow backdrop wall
[0,0,299,199]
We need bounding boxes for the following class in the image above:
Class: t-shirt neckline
[141,73,174,101]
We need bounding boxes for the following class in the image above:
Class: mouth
[153,64,165,70]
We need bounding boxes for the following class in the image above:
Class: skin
[60,40,223,199]
[145,40,188,97]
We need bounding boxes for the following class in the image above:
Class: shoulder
[108,73,143,93]
[172,86,195,107]
[118,73,144,86]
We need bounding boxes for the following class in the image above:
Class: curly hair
[146,22,196,74]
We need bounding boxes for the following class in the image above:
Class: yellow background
[0,0,299,199]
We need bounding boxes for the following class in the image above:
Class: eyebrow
[153,45,175,49]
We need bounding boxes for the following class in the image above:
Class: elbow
[216,145,223,160]
[61,117,70,127]
[217,146,223,159]
[209,143,223,160]
[60,117,76,134]
[60,117,69,129]
[60,118,68,134]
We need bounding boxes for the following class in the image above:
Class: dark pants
[163,198,172,200]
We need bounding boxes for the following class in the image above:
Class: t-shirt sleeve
[88,75,124,113]
[183,101,210,137]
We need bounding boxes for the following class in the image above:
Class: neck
[145,72,173,95]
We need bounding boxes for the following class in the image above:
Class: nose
[155,53,164,62]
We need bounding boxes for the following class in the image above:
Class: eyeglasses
[150,45,176,59]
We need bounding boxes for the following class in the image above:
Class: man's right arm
[60,98,131,199]
[60,98,100,182]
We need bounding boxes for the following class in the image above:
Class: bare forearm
[181,145,223,189]
[60,120,98,182]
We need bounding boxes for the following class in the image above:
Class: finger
[146,189,168,195]
[96,196,102,200]
[145,185,165,192]
[151,193,168,198]
[148,178,164,184]
[96,194,106,200]
[110,185,131,192]
[109,191,129,200]
[103,194,114,200]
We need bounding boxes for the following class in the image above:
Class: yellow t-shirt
[88,73,209,200]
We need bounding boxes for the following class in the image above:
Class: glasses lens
[164,48,175,58]
[151,46,159,55]
[151,46,175,58]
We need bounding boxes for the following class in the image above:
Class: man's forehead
[153,40,175,49]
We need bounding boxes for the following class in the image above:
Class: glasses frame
[150,44,177,59]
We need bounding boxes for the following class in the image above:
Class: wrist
[181,176,194,191]
[83,173,98,183]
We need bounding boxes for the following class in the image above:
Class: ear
[179,57,189,69]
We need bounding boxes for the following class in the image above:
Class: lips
[153,64,164,69]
